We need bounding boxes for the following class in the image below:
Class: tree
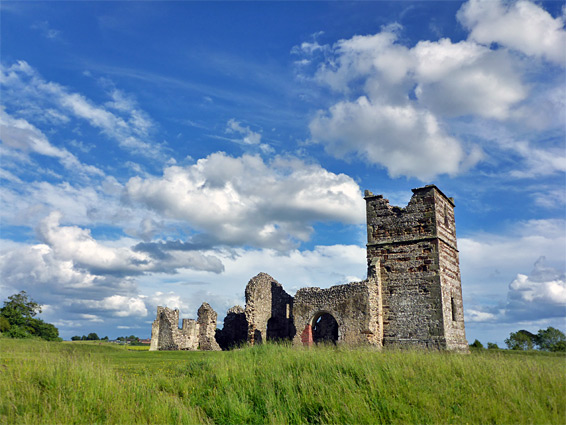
[86,332,100,341]
[470,339,484,349]
[505,330,537,350]
[71,335,81,341]
[1,291,41,327]
[0,291,60,341]
[29,319,60,341]
[536,327,566,352]
[487,342,499,350]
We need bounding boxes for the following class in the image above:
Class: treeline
[0,291,60,341]
[470,326,566,352]
[70,334,147,345]
[71,333,109,341]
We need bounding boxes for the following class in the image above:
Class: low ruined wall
[149,303,221,351]
[292,276,382,347]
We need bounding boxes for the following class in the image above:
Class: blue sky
[1,0,564,345]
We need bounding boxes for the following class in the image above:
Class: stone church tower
[365,185,468,351]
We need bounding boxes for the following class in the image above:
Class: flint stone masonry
[245,272,295,344]
[149,302,220,351]
[292,271,381,347]
[149,185,468,352]
[365,185,468,351]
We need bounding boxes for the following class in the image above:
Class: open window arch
[311,311,339,344]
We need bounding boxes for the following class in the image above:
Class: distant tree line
[0,291,61,341]
[70,334,146,345]
[70,333,109,341]
[470,326,566,352]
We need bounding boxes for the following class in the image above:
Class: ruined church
[150,185,469,352]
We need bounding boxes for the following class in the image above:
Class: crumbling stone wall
[149,185,468,352]
[365,185,468,351]
[292,272,381,347]
[149,303,221,351]
[245,273,295,344]
[197,302,221,351]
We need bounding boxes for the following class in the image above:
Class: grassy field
[1,338,564,424]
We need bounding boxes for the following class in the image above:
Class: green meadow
[1,338,564,424]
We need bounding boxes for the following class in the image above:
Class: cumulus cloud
[457,0,566,65]
[309,97,471,180]
[81,295,148,317]
[0,242,97,290]
[413,39,526,119]
[467,257,565,323]
[301,1,564,180]
[124,152,365,249]
[0,240,144,329]
[36,211,224,275]
[305,26,525,179]
[506,257,566,317]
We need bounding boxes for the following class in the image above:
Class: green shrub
[470,339,484,349]
[5,325,32,339]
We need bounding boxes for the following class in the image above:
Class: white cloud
[532,188,566,209]
[413,39,526,119]
[300,3,564,180]
[99,295,148,317]
[509,272,565,304]
[466,257,566,323]
[80,314,104,322]
[150,291,189,311]
[457,0,566,65]
[124,152,365,249]
[0,108,104,177]
[31,21,61,40]
[309,96,476,180]
[466,309,499,322]
[303,25,528,179]
[36,211,224,275]
[0,61,162,158]
[0,242,97,290]
[225,118,262,145]
[507,141,566,178]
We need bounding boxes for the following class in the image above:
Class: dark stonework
[215,305,248,350]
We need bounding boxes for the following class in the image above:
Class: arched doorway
[312,313,339,344]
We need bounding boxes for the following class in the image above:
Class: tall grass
[1,339,564,424]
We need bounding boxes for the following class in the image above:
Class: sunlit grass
[1,339,564,424]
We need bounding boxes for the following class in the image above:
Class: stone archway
[312,312,339,344]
